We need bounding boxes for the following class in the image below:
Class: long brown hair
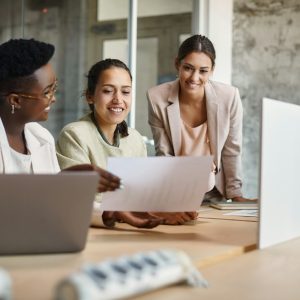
[85,58,132,137]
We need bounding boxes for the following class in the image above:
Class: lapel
[205,81,220,169]
[24,125,51,173]
[167,80,181,156]
[0,118,17,173]
[0,119,52,173]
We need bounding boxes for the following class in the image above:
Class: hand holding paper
[102,156,213,212]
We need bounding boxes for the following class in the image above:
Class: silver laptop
[0,172,98,255]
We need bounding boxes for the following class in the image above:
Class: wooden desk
[135,237,300,300]
[0,214,257,300]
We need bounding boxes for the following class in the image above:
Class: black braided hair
[0,38,54,101]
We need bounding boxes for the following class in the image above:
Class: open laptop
[258,98,300,249]
[0,172,98,255]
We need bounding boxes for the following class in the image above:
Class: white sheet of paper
[102,156,213,212]
[224,210,258,217]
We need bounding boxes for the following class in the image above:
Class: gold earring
[11,105,15,114]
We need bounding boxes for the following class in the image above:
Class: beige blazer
[147,79,243,199]
[56,114,147,170]
[56,113,147,228]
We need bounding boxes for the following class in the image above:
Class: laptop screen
[259,98,300,248]
[0,172,98,255]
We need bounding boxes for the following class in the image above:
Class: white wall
[208,0,233,84]
[182,0,233,84]
[99,0,232,84]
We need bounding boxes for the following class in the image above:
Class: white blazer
[0,118,60,174]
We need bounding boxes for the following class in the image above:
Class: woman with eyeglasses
[0,39,162,229]
[0,39,61,174]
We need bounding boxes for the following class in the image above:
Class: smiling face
[87,67,132,131]
[176,51,213,95]
[15,63,57,122]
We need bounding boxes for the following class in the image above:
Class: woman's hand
[102,211,164,229]
[232,196,258,202]
[62,164,121,193]
[149,212,198,225]
[93,166,121,193]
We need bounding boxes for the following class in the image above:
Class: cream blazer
[0,118,60,174]
[56,114,147,170]
[147,79,243,199]
[56,113,147,227]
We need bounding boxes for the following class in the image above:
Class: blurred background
[0,0,299,198]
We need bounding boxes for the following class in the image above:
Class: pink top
[179,120,215,191]
[179,120,211,156]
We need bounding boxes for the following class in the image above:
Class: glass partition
[94,0,192,141]
[0,0,198,143]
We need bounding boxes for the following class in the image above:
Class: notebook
[0,172,98,255]
[210,199,258,210]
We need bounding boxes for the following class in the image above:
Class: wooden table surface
[134,237,300,300]
[0,209,257,300]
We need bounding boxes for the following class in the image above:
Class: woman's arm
[221,88,243,199]
[57,127,121,192]
[102,211,164,228]
[62,164,121,192]
[57,125,164,228]
[56,127,91,169]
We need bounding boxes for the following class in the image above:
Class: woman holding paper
[0,39,161,229]
[56,59,167,226]
[57,59,146,173]
[56,58,195,225]
[147,34,253,203]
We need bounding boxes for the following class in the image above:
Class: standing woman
[148,34,252,204]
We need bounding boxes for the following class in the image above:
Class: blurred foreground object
[55,249,208,300]
[0,268,12,300]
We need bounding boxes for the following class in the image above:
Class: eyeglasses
[16,80,58,103]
